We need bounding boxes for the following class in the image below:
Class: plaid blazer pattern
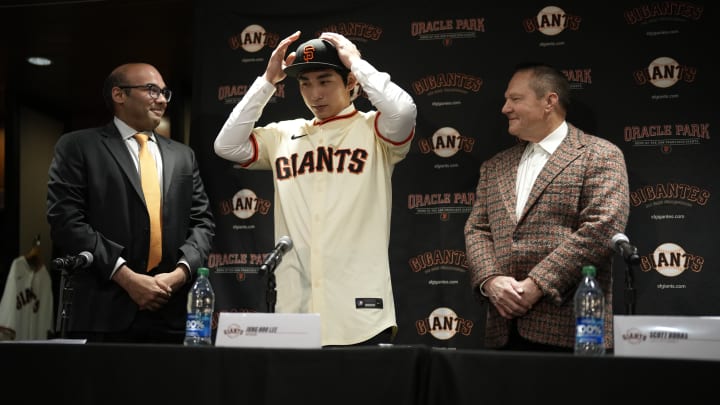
[464,123,630,349]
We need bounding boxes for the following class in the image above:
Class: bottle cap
[581,265,596,277]
[198,267,210,277]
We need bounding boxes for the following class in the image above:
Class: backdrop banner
[191,1,719,348]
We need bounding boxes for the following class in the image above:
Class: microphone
[610,233,640,265]
[259,236,293,273]
[52,251,94,270]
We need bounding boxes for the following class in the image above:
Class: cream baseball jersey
[215,54,417,345]
[244,107,412,345]
[0,256,54,341]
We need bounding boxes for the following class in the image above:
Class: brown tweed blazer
[464,123,630,349]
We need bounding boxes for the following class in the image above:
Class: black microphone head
[611,233,630,248]
[278,236,293,252]
[79,251,94,267]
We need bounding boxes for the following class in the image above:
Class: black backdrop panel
[191,1,719,348]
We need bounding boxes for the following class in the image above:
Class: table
[3,342,717,404]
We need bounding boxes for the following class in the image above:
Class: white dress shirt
[515,121,568,220]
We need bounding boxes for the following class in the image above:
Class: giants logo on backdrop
[412,73,483,111]
[623,121,709,153]
[624,2,704,25]
[417,127,475,161]
[416,307,473,340]
[408,191,474,221]
[523,5,582,47]
[227,24,281,55]
[630,182,710,210]
[410,17,485,46]
[562,67,592,90]
[316,22,383,42]
[640,243,704,289]
[409,249,468,275]
[411,73,483,105]
[634,56,696,90]
[217,81,287,105]
[208,252,267,282]
[218,188,271,225]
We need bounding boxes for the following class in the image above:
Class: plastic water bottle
[573,265,605,355]
[184,267,215,346]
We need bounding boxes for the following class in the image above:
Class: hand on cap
[264,30,301,85]
[319,32,361,69]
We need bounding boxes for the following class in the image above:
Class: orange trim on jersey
[313,110,358,126]
[239,133,260,167]
[374,111,415,146]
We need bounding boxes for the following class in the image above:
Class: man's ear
[546,92,558,112]
[348,73,361,101]
[347,72,357,89]
[112,87,127,104]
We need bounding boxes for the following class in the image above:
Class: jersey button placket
[310,128,326,313]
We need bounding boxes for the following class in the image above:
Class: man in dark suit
[47,63,215,344]
[464,63,630,352]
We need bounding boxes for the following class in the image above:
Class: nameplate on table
[614,315,720,361]
[215,312,321,349]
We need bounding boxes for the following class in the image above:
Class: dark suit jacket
[47,122,215,333]
[464,124,630,349]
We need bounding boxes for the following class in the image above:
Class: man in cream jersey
[214,30,416,346]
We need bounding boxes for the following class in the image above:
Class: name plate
[614,315,720,361]
[215,312,321,349]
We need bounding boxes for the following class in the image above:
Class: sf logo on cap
[302,45,316,63]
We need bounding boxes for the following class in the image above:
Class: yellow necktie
[134,133,162,271]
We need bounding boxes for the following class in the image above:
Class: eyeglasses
[117,84,172,102]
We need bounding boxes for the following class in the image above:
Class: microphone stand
[263,256,283,313]
[52,257,81,338]
[623,249,640,315]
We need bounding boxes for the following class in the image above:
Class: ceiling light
[27,56,52,66]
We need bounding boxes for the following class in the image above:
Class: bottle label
[575,317,604,345]
[185,313,212,339]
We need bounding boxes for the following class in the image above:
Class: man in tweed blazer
[464,63,630,351]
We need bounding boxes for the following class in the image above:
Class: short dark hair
[514,62,571,112]
[296,66,350,84]
[102,70,127,112]
[296,67,360,100]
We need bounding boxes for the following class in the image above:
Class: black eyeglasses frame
[117,83,172,102]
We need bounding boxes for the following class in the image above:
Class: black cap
[283,38,349,78]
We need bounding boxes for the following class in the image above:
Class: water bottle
[184,267,215,346]
[573,265,605,355]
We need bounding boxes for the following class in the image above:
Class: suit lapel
[101,125,176,211]
[100,123,145,201]
[156,135,174,197]
[498,143,526,224]
[521,125,584,219]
